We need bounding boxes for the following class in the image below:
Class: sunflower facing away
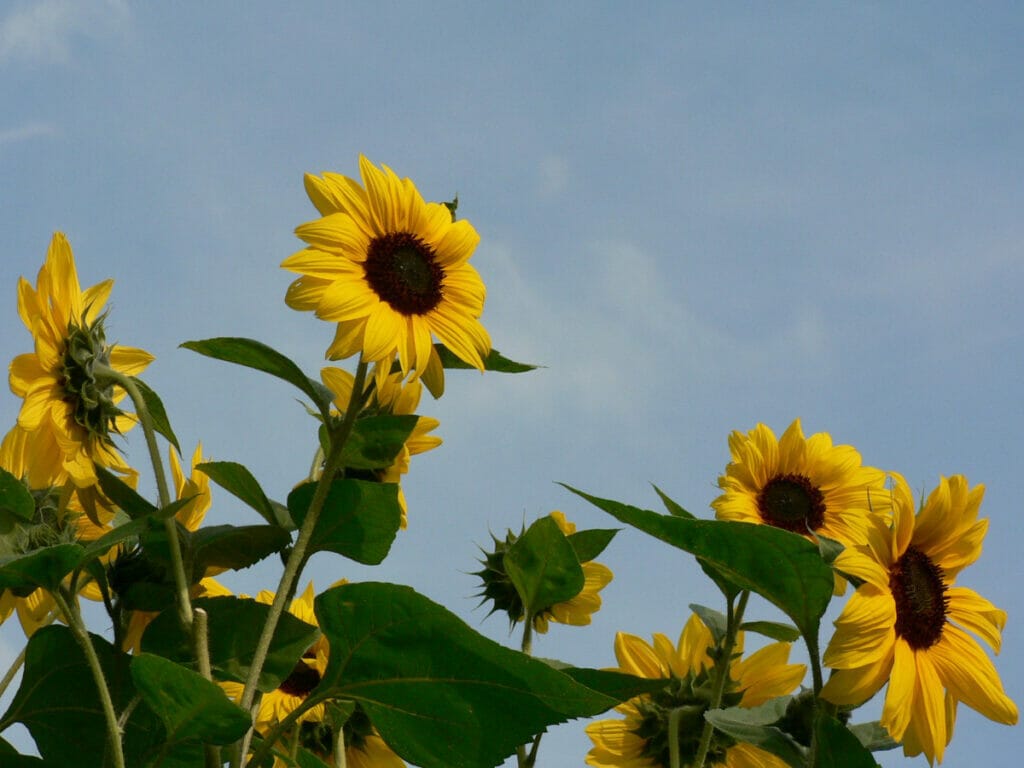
[282,156,490,385]
[320,364,441,527]
[712,419,888,557]
[585,612,805,767]
[1,232,153,505]
[820,474,1017,764]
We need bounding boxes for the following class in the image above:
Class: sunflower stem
[52,588,126,768]
[235,361,369,768]
[668,707,683,768]
[333,723,347,768]
[0,644,27,700]
[693,590,749,768]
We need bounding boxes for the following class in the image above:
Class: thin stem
[235,361,369,768]
[0,645,27,699]
[668,707,683,768]
[520,614,534,656]
[693,590,750,768]
[333,723,348,768]
[52,589,125,768]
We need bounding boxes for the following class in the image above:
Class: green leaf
[181,337,335,416]
[288,479,401,565]
[653,485,694,518]
[849,721,900,752]
[739,620,802,643]
[561,668,670,703]
[565,528,618,562]
[130,376,180,454]
[814,711,879,767]
[434,343,537,373]
[95,465,158,519]
[689,604,727,646]
[0,625,164,768]
[505,515,584,620]
[564,486,834,643]
[313,582,617,768]
[130,653,250,745]
[705,697,805,768]
[78,517,153,564]
[141,596,320,692]
[198,461,285,526]
[0,468,33,521]
[191,524,291,575]
[340,415,418,470]
[0,544,85,592]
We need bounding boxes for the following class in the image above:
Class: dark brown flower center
[756,473,826,533]
[365,232,444,315]
[277,656,322,697]
[890,545,948,649]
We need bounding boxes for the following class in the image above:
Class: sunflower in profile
[712,419,887,555]
[2,233,153,514]
[282,156,490,388]
[320,365,440,528]
[821,474,1017,764]
[585,612,805,767]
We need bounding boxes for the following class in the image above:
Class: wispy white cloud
[0,120,56,145]
[537,154,570,197]
[0,0,130,65]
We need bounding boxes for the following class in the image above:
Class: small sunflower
[821,474,1017,764]
[2,232,153,507]
[282,156,490,385]
[532,511,613,634]
[320,365,441,527]
[585,612,805,767]
[712,419,888,561]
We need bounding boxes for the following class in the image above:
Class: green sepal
[434,343,537,373]
[181,337,335,418]
[739,620,802,643]
[130,653,250,745]
[504,515,584,621]
[564,486,834,644]
[340,415,418,469]
[565,527,617,562]
[130,376,181,454]
[813,711,879,767]
[705,697,806,768]
[0,543,85,593]
[287,479,400,565]
[198,460,289,527]
[0,468,34,521]
[141,595,320,692]
[312,582,617,768]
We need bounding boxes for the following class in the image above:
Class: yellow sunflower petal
[946,586,1007,653]
[929,624,1018,726]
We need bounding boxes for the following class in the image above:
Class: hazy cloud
[0,0,129,64]
[537,154,570,197]
[0,120,56,145]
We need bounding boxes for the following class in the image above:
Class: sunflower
[320,365,441,527]
[531,511,613,634]
[2,232,153,510]
[585,612,805,767]
[282,156,490,386]
[821,474,1017,764]
[712,419,888,587]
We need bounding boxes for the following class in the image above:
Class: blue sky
[1,2,1022,765]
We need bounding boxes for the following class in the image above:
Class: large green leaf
[287,479,400,565]
[181,337,335,416]
[340,415,418,470]
[313,582,617,768]
[504,515,584,620]
[191,524,291,575]
[142,596,320,692]
[0,544,85,593]
[561,667,672,703]
[198,461,287,527]
[0,626,163,768]
[130,376,181,454]
[130,653,250,746]
[434,344,536,373]
[705,698,805,768]
[95,465,158,519]
[565,528,618,562]
[814,712,879,767]
[0,467,33,521]
[565,487,834,642]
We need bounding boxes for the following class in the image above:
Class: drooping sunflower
[821,474,1017,764]
[282,156,490,387]
[2,233,153,509]
[320,365,441,527]
[532,511,613,634]
[585,612,805,767]
[712,419,888,554]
